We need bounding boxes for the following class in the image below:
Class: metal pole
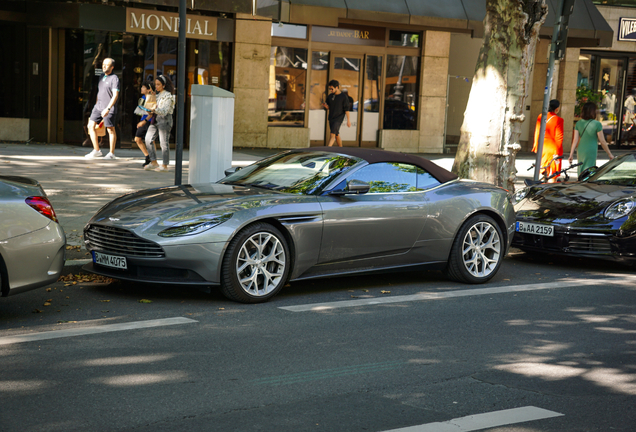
[534,0,565,182]
[174,0,187,185]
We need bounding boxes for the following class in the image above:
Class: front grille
[568,235,612,253]
[85,225,165,258]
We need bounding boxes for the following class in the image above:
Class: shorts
[135,122,149,138]
[90,106,116,128]
[329,118,344,136]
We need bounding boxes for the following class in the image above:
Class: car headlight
[158,214,232,237]
[511,188,529,205]
[604,198,636,220]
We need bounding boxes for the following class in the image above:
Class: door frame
[326,51,364,147]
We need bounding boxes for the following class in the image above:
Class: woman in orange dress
[532,99,564,182]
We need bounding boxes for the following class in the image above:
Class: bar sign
[619,18,636,41]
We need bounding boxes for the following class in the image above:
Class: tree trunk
[452,0,548,190]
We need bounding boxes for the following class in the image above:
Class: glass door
[361,55,383,147]
[329,53,362,146]
[596,58,624,146]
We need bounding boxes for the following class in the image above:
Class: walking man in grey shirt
[86,58,120,159]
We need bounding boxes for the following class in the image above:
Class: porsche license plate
[516,222,554,237]
[93,251,127,270]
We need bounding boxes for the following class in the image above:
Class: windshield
[588,153,636,186]
[219,151,363,195]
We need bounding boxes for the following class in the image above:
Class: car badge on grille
[109,217,120,221]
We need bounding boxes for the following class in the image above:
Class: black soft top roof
[290,146,458,184]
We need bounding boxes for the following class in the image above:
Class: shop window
[271,23,307,39]
[384,55,419,130]
[388,31,420,48]
[269,46,308,127]
[593,1,636,6]
[187,40,232,92]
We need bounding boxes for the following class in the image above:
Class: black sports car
[512,152,636,264]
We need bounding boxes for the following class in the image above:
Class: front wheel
[221,223,291,303]
[445,214,504,284]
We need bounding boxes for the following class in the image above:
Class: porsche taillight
[25,196,59,223]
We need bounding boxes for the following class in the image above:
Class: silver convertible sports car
[1,176,66,297]
[83,147,515,303]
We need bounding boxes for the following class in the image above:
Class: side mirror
[578,166,597,182]
[346,179,370,194]
[329,179,371,196]
[224,166,242,177]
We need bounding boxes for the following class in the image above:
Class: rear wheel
[445,214,503,284]
[221,223,290,303]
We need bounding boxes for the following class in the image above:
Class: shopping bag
[95,120,106,137]
[143,93,157,111]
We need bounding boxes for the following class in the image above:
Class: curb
[62,259,92,276]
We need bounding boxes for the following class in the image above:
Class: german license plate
[516,221,554,237]
[93,251,127,269]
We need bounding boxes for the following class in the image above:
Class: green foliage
[575,85,602,117]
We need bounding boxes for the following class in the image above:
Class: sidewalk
[0,142,623,273]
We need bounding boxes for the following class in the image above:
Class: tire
[220,223,291,303]
[445,214,504,284]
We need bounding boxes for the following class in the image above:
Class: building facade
[0,0,616,154]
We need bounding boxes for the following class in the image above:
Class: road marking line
[379,406,564,432]
[280,278,630,312]
[0,317,197,346]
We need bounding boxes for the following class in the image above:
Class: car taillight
[26,196,58,223]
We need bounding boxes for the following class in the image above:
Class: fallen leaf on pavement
[43,302,51,306]
[139,299,152,303]
[33,309,43,313]
[381,290,391,294]
[100,300,110,303]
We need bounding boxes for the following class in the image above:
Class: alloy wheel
[461,221,501,278]
[235,232,286,297]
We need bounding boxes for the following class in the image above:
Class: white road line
[280,277,631,312]
[379,406,564,432]
[0,317,197,346]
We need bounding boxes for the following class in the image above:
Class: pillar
[232,13,271,148]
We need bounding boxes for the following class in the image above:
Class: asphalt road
[1,251,634,432]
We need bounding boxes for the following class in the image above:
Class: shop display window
[388,31,420,48]
[269,46,308,127]
[384,55,419,130]
[271,23,307,39]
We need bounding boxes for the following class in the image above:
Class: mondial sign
[126,8,217,41]
[619,17,636,41]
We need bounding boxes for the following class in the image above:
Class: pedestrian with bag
[532,99,564,182]
[85,58,120,159]
[133,81,155,168]
[144,75,175,172]
[569,102,614,175]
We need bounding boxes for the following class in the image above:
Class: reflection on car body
[83,147,514,303]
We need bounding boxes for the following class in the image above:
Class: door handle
[406,205,420,210]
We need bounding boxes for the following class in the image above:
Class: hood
[516,182,636,221]
[88,183,287,230]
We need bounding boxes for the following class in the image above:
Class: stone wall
[0,118,29,141]
[267,127,310,148]
[233,13,271,148]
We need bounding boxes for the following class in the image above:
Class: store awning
[260,0,613,48]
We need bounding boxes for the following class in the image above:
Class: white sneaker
[104,152,116,160]
[155,165,169,172]
[144,163,158,171]
[85,149,103,158]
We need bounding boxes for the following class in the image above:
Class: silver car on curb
[83,147,515,303]
[0,176,66,297]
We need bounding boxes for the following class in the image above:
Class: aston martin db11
[83,147,515,303]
